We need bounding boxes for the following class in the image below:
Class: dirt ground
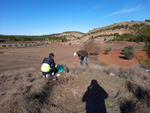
[0,44,82,72]
[98,50,146,67]
[0,42,145,70]
[0,42,146,113]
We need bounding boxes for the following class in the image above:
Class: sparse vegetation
[138,42,150,69]
[103,65,150,113]
[85,21,150,43]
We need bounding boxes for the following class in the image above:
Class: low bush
[123,46,134,52]
[2,45,6,47]
[104,49,109,55]
[124,50,135,60]
[123,46,134,60]
[8,45,12,48]
[138,42,150,69]
[104,48,111,55]
[82,39,100,55]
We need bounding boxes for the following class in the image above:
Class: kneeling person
[41,53,57,78]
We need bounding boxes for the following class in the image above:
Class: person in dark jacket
[74,50,89,66]
[41,53,57,78]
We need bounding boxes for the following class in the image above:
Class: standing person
[41,53,57,78]
[74,50,89,66]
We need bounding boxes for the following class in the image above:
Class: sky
[0,0,150,35]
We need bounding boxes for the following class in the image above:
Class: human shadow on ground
[82,79,108,113]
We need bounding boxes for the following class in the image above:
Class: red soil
[98,50,146,67]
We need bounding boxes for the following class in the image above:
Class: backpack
[57,64,64,72]
[57,64,69,73]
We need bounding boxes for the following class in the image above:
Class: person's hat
[73,52,77,57]
[49,53,54,57]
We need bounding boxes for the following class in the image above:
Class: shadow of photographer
[82,79,108,113]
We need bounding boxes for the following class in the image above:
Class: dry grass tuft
[68,65,105,76]
[1,81,53,113]
[103,66,150,113]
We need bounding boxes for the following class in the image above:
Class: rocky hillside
[64,21,150,45]
[83,21,150,38]
[1,21,149,45]
[58,31,85,41]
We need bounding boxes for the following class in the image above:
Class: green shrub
[123,46,134,60]
[104,49,109,55]
[2,45,6,47]
[138,42,150,68]
[108,47,111,51]
[123,46,134,52]
[124,50,134,60]
[104,48,111,55]
[8,45,12,48]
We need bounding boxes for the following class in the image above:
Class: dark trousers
[42,67,58,76]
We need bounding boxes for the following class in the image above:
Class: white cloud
[106,5,144,17]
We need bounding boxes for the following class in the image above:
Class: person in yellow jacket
[41,53,57,78]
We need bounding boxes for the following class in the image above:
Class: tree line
[0,34,67,42]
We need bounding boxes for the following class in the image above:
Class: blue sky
[0,0,150,35]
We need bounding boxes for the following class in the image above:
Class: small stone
[109,72,115,76]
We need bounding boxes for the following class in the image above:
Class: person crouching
[41,53,57,78]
